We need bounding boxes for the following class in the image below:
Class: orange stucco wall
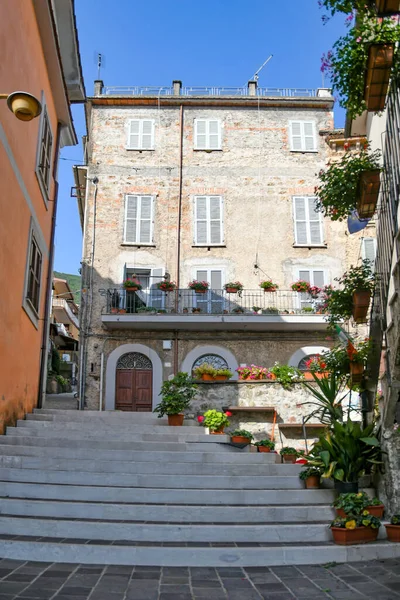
[0,0,59,433]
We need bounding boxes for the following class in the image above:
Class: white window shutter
[209,196,222,244]
[362,238,377,272]
[303,122,316,151]
[196,269,208,282]
[299,270,311,283]
[308,198,323,244]
[141,120,154,149]
[125,195,138,242]
[313,271,325,288]
[290,122,303,151]
[208,120,221,149]
[293,197,307,244]
[139,196,153,243]
[128,121,140,149]
[194,197,208,244]
[195,120,207,149]
[210,270,222,290]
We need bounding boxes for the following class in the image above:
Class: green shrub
[280,446,298,456]
[231,429,253,439]
[254,439,275,449]
[154,372,197,417]
[202,409,230,431]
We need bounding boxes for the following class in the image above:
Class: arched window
[298,354,320,371]
[192,353,228,372]
[117,352,152,370]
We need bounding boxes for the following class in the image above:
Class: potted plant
[347,338,372,384]
[321,15,400,118]
[330,514,381,545]
[270,363,302,390]
[123,278,143,292]
[316,149,382,221]
[214,368,233,381]
[333,492,385,518]
[157,280,177,292]
[299,467,321,489]
[236,365,271,381]
[260,280,279,292]
[192,363,216,381]
[231,429,253,445]
[201,409,230,434]
[254,439,275,453]
[280,447,298,464]
[385,514,400,542]
[188,280,209,294]
[291,280,311,293]
[326,260,375,325]
[224,281,243,293]
[137,306,156,314]
[154,372,198,426]
[232,307,245,314]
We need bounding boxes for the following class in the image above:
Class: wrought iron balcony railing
[101,288,327,317]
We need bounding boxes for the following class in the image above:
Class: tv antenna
[94,52,106,79]
[248,55,273,84]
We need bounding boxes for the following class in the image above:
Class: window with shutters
[22,221,44,328]
[194,119,222,150]
[35,100,53,204]
[193,269,225,314]
[193,196,224,245]
[124,195,154,245]
[361,237,377,272]
[289,121,317,152]
[126,119,155,150]
[293,197,324,246]
[124,268,164,311]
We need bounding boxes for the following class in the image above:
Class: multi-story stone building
[75,80,375,425]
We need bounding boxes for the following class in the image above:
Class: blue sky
[54,0,347,275]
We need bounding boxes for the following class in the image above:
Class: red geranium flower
[225,411,232,417]
[197,416,204,423]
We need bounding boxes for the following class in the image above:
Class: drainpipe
[174,104,184,375]
[37,122,62,408]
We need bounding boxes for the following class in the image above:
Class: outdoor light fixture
[0,91,42,121]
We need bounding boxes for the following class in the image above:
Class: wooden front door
[115,352,153,412]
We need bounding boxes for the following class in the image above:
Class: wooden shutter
[194,197,208,244]
[151,267,164,308]
[209,196,223,244]
[293,197,308,244]
[128,120,140,149]
[125,195,138,243]
[195,120,207,149]
[289,121,303,151]
[196,269,208,282]
[299,270,311,283]
[139,196,153,243]
[308,198,323,244]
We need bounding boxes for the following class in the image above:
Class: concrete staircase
[0,409,399,566]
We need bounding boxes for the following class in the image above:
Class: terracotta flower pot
[281,454,297,464]
[125,287,139,292]
[214,375,228,381]
[364,43,394,112]
[118,309,126,314]
[201,373,214,381]
[385,524,400,542]
[263,288,277,292]
[111,308,119,314]
[352,290,372,322]
[258,446,271,453]
[210,426,225,434]
[193,289,207,294]
[305,475,320,489]
[331,526,379,545]
[226,287,240,293]
[231,435,251,445]
[336,505,384,519]
[167,414,184,427]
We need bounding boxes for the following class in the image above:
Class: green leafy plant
[270,363,303,390]
[214,368,233,378]
[224,281,243,291]
[260,280,279,290]
[263,307,279,314]
[154,372,197,417]
[51,347,61,375]
[254,439,275,449]
[302,371,347,426]
[231,429,253,439]
[299,466,322,480]
[192,363,216,378]
[330,513,381,529]
[391,515,400,525]
[236,365,271,380]
[137,306,156,313]
[333,491,381,515]
[316,149,382,221]
[302,306,315,313]
[202,409,230,431]
[123,278,143,290]
[321,16,400,118]
[318,0,370,16]
[280,446,298,456]
[55,375,68,387]
[325,260,375,326]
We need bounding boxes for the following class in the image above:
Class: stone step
[0,434,237,453]
[0,498,336,522]
[19,419,202,434]
[1,537,399,567]
[32,410,184,422]
[0,455,293,475]
[0,444,276,463]
[0,468,304,489]
[0,516,333,542]
[0,482,342,504]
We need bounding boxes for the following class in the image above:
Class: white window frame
[288,120,318,153]
[194,119,222,150]
[35,93,53,206]
[126,119,155,150]
[193,195,224,246]
[123,194,155,245]
[292,196,324,246]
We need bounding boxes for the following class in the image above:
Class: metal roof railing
[103,86,319,98]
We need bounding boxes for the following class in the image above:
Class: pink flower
[225,411,232,417]
[197,416,204,423]
[356,37,362,42]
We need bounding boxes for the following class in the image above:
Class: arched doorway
[115,352,153,412]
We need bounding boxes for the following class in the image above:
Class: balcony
[100,288,329,332]
[52,297,79,329]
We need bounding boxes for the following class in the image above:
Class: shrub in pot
[123,278,142,291]
[192,363,216,381]
[281,447,298,463]
[385,515,400,542]
[231,429,253,445]
[154,372,197,426]
[269,363,302,390]
[224,281,243,293]
[299,467,321,489]
[330,514,381,545]
[201,409,230,434]
[260,280,279,292]
[333,492,384,518]
[214,368,233,381]
[254,439,275,453]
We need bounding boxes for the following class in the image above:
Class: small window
[127,119,155,150]
[361,237,377,272]
[124,195,155,244]
[26,234,42,314]
[192,354,228,373]
[194,119,222,150]
[293,197,324,245]
[193,196,224,245]
[36,107,53,201]
[289,121,317,152]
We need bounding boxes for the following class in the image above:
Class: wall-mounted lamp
[0,91,42,121]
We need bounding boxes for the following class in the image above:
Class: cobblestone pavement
[1,558,400,600]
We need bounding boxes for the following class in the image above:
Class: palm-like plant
[302,371,348,425]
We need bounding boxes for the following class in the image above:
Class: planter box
[210,427,225,434]
[336,505,384,519]
[352,290,371,323]
[225,288,240,293]
[385,524,400,542]
[331,526,379,545]
[193,289,207,294]
[263,288,277,293]
[357,170,381,219]
[214,375,228,381]
[349,361,364,384]
[125,287,139,292]
[201,374,214,381]
[374,0,400,15]
[364,44,394,112]
[231,435,251,445]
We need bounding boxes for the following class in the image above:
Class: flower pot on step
[331,526,379,545]
[210,426,225,435]
[231,435,251,445]
[385,524,400,542]
[364,43,394,112]
[167,414,184,426]
[334,480,359,494]
[305,475,320,489]
[352,290,371,322]
[282,454,297,464]
[336,505,384,519]
[258,446,271,453]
